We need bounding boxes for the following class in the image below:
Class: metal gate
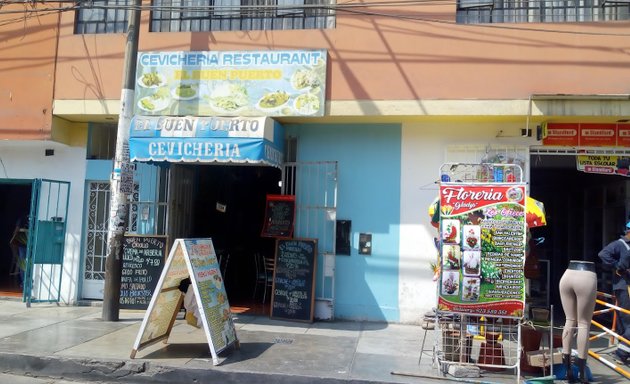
[81,164,168,300]
[24,179,70,306]
[282,161,338,320]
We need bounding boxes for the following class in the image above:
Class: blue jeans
[615,286,630,360]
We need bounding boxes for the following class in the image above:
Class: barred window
[86,123,117,160]
[457,0,630,24]
[75,0,131,34]
[150,0,335,32]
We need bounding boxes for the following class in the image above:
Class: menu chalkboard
[120,235,167,309]
[261,194,296,238]
[271,238,317,322]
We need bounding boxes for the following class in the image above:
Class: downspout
[49,1,62,138]
[525,95,532,137]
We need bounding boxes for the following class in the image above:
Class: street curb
[0,352,388,384]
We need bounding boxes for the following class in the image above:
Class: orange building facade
[2,1,630,322]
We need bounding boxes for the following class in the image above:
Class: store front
[110,49,330,313]
[0,180,32,297]
[529,150,630,315]
[128,115,284,311]
[0,142,83,305]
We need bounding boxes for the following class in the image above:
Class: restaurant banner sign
[576,155,630,176]
[134,50,327,117]
[542,123,630,147]
[438,184,526,318]
[128,116,284,167]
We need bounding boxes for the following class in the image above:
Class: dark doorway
[189,165,281,313]
[0,181,32,297]
[530,154,625,320]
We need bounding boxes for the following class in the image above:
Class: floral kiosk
[432,163,528,382]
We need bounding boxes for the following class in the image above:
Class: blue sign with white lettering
[128,116,284,167]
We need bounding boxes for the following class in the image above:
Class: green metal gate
[24,179,70,306]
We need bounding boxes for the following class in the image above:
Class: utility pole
[102,0,141,321]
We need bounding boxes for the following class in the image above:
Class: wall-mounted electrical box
[359,233,372,255]
[336,220,351,255]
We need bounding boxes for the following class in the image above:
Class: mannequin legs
[559,269,597,383]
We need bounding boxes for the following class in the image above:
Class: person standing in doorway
[598,221,630,366]
[9,215,28,288]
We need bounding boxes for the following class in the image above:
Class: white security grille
[85,181,110,281]
[283,161,338,320]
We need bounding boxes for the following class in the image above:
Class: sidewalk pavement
[0,299,626,384]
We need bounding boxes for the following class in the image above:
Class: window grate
[150,0,335,32]
[75,0,132,34]
[457,0,630,24]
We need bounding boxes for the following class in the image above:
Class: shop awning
[129,116,284,167]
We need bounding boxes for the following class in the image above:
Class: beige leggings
[559,269,597,358]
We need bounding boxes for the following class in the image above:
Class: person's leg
[9,243,19,276]
[560,270,577,382]
[17,245,26,287]
[613,287,630,362]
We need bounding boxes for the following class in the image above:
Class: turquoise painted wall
[286,123,401,321]
[85,160,112,180]
[85,160,162,235]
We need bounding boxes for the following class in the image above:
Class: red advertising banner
[438,184,526,318]
[617,124,630,147]
[543,123,630,147]
[542,123,579,146]
[579,123,616,147]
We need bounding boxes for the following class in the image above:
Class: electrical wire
[1,0,630,36]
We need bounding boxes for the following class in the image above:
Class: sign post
[102,0,141,322]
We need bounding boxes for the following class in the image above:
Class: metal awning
[530,146,630,156]
[129,116,284,167]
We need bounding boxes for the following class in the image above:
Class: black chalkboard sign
[270,238,317,322]
[261,194,295,238]
[120,235,167,309]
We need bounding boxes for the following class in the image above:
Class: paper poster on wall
[130,238,238,365]
[437,184,527,318]
[576,155,630,176]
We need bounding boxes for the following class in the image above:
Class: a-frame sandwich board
[130,238,239,365]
